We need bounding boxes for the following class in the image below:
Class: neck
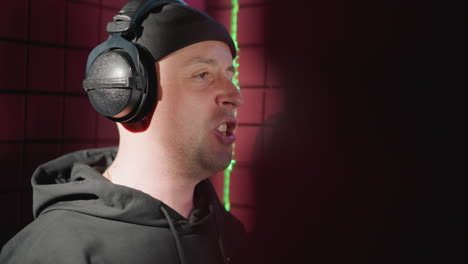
[106,134,206,219]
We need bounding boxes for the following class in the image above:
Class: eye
[195,72,209,79]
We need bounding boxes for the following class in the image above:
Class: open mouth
[215,121,236,137]
[214,120,237,144]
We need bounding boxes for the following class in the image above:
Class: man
[0,1,246,263]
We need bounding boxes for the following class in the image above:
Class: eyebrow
[187,57,235,73]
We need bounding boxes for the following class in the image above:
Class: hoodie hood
[2,147,247,264]
[32,147,220,230]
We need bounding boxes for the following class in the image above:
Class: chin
[206,152,233,174]
[220,157,233,171]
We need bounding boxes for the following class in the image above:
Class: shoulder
[0,210,90,264]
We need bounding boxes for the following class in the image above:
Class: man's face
[151,41,242,176]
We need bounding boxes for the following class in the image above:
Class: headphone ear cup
[86,49,136,120]
[84,43,156,124]
[125,44,157,123]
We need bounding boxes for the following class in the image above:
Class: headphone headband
[85,34,140,76]
[106,0,187,39]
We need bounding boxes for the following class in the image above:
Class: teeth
[217,123,227,133]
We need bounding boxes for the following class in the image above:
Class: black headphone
[83,0,186,123]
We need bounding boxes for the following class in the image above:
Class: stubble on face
[151,41,238,179]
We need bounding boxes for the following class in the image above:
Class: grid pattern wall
[207,0,283,233]
[0,0,133,246]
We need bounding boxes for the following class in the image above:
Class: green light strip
[223,0,240,212]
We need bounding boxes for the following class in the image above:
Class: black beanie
[135,3,237,62]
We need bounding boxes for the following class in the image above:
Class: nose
[216,78,243,110]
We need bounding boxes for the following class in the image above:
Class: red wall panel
[0,95,25,141]
[185,0,207,11]
[62,142,96,154]
[26,95,63,140]
[238,6,266,45]
[229,167,255,206]
[0,0,28,40]
[97,115,119,140]
[102,0,128,9]
[28,46,65,92]
[30,0,66,44]
[206,0,231,8]
[209,9,231,32]
[65,49,89,95]
[238,47,266,87]
[63,96,97,139]
[237,89,264,124]
[0,144,22,191]
[101,9,118,42]
[0,42,27,91]
[67,2,100,48]
[96,141,118,148]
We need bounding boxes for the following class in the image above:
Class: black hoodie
[0,147,246,264]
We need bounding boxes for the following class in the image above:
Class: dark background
[249,0,454,263]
